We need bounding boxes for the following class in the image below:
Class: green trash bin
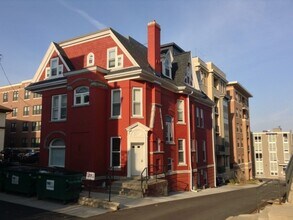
[3,166,38,196]
[36,168,83,203]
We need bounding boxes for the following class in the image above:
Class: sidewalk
[0,184,259,219]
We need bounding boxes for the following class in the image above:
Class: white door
[131,144,145,176]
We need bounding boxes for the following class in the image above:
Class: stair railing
[107,166,115,202]
[141,167,148,197]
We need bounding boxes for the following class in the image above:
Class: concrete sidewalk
[0,184,259,218]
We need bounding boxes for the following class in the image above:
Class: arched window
[49,138,65,167]
[87,53,95,66]
[74,86,89,106]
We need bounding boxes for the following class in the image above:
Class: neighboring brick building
[0,105,12,152]
[27,21,215,191]
[0,80,42,150]
[192,57,231,181]
[252,127,293,179]
[227,81,253,181]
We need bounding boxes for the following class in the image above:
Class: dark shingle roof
[53,42,75,71]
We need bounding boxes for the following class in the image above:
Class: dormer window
[184,63,193,86]
[107,47,123,69]
[162,50,172,79]
[46,57,63,79]
[87,53,95,66]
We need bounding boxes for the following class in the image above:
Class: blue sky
[0,0,292,132]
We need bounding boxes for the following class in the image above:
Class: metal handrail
[141,167,148,197]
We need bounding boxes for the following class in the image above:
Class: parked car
[20,152,40,164]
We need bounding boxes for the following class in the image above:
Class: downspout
[212,107,217,187]
[187,91,193,190]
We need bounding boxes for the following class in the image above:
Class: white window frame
[165,115,174,144]
[87,52,95,66]
[23,106,29,116]
[178,139,186,165]
[132,87,143,117]
[49,139,65,168]
[74,86,89,106]
[12,108,18,117]
[177,99,185,123]
[110,137,121,168]
[12,91,19,101]
[163,57,172,79]
[107,47,123,69]
[3,92,8,102]
[51,94,67,121]
[167,158,173,172]
[46,58,63,79]
[111,89,121,118]
[195,140,199,163]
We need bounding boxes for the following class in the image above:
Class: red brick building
[27,21,215,191]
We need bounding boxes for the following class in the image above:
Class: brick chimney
[148,20,161,74]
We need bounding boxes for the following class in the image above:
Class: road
[0,200,77,220]
[89,183,284,220]
[0,181,284,220]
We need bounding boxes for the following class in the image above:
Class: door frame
[126,122,150,178]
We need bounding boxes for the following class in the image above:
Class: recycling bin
[3,166,38,196]
[36,168,83,203]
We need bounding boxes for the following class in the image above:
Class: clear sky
[0,0,292,132]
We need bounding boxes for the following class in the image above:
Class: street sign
[86,172,95,181]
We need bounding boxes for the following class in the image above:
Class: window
[283,133,288,142]
[167,158,173,172]
[202,141,206,162]
[178,139,186,164]
[74,86,89,106]
[33,93,42,98]
[3,92,8,102]
[33,105,42,115]
[270,162,278,176]
[32,121,41,131]
[200,109,204,128]
[165,116,174,143]
[195,140,199,163]
[111,89,121,117]
[177,100,184,123]
[132,88,142,117]
[196,108,200,127]
[24,90,30,99]
[31,138,40,148]
[184,63,193,86]
[23,106,29,116]
[22,122,29,132]
[254,135,262,143]
[268,134,276,142]
[22,138,28,148]
[110,137,121,167]
[87,53,95,66]
[49,139,65,167]
[13,91,18,101]
[163,58,172,78]
[12,108,17,117]
[107,47,123,69]
[51,95,67,121]
[10,123,16,132]
[46,58,63,79]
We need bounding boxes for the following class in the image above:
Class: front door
[131,143,144,176]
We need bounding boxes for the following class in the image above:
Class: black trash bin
[3,166,38,196]
[36,168,83,204]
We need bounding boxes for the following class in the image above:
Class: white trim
[177,99,185,123]
[51,94,67,121]
[74,86,90,106]
[49,138,65,168]
[178,139,186,165]
[87,52,95,66]
[111,89,122,118]
[110,136,121,168]
[132,87,143,118]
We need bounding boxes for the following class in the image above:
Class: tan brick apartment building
[0,105,12,152]
[0,80,42,149]
[253,127,293,179]
[227,81,253,181]
[193,57,231,180]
